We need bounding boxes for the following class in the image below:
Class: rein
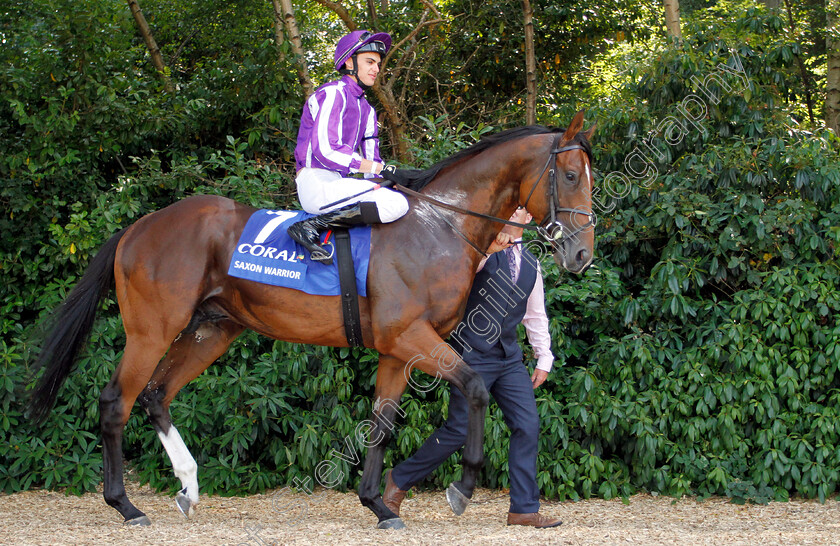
[394,184,517,256]
[394,185,535,229]
[394,134,596,256]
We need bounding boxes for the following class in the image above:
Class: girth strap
[334,229,363,347]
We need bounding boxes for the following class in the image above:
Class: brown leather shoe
[507,511,562,528]
[382,470,406,516]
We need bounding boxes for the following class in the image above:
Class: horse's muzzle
[553,244,593,274]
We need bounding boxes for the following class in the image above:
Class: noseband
[393,132,596,256]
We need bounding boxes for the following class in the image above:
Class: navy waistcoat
[449,248,538,364]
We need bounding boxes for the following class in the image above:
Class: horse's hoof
[125,515,152,526]
[377,517,406,530]
[446,483,470,516]
[175,489,194,519]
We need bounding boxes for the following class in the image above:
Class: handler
[287,30,411,265]
[383,207,563,528]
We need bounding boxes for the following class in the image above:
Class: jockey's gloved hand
[380,164,412,187]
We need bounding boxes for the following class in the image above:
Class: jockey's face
[347,51,382,87]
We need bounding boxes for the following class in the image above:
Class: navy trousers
[391,357,541,514]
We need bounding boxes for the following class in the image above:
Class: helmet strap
[338,56,371,90]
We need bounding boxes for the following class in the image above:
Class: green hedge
[533,6,840,503]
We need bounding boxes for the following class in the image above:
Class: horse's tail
[28,228,128,425]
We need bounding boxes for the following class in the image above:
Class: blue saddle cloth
[227,210,371,297]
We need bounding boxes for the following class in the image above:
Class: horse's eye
[565,171,578,184]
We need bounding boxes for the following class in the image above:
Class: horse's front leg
[387,326,490,517]
[443,359,488,515]
[358,355,409,529]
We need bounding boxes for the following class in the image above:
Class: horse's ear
[561,110,586,143]
[582,122,597,141]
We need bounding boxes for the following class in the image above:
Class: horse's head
[521,110,596,274]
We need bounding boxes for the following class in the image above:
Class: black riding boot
[287,202,381,265]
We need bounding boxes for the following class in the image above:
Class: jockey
[288,30,411,264]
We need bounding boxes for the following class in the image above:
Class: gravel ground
[2,482,840,545]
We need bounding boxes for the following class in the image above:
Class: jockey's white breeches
[296,168,409,223]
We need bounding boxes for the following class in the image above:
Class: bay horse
[29,111,595,529]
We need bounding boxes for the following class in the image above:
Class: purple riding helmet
[334,30,392,73]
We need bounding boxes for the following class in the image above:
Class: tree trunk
[760,0,781,9]
[522,0,536,125]
[278,0,314,97]
[663,0,682,39]
[270,0,286,62]
[824,0,839,133]
[375,85,410,160]
[367,0,378,26]
[126,0,174,92]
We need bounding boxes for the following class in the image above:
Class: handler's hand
[531,369,548,389]
[487,232,516,254]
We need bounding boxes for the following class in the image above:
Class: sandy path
[2,483,840,545]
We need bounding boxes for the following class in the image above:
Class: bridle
[522,132,597,248]
[395,132,596,256]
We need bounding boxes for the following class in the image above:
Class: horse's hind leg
[102,261,205,524]
[100,335,174,526]
[139,318,244,519]
[357,355,409,529]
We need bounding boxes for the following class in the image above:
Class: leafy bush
[530,5,840,503]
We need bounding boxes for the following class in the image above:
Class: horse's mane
[400,125,593,192]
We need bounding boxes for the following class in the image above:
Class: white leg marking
[157,426,200,505]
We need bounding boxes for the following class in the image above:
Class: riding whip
[318,165,408,210]
[318,180,394,210]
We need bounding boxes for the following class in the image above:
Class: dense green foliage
[1,0,838,507]
[539,5,840,502]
